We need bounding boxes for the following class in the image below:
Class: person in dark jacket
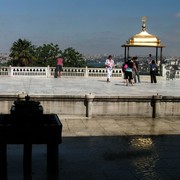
[150,60,157,83]
[124,59,133,86]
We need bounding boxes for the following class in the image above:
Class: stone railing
[0,66,123,78]
[175,70,180,79]
[0,65,179,79]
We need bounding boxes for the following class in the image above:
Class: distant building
[0,53,10,64]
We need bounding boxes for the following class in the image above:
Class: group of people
[122,56,141,86]
[105,54,158,85]
[55,54,158,83]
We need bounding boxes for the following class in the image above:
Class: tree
[9,39,36,66]
[34,43,61,66]
[62,47,86,67]
[8,39,86,67]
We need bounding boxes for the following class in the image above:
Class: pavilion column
[156,47,158,64]
[160,47,163,76]
[127,47,130,58]
[124,47,127,62]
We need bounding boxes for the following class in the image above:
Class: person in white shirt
[105,55,114,82]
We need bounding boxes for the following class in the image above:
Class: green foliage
[9,39,36,66]
[32,43,61,67]
[9,39,86,67]
[62,47,86,67]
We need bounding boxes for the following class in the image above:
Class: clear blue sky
[0,0,179,56]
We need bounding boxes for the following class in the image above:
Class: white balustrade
[0,66,123,78]
[62,67,85,77]
[0,65,178,78]
[11,67,48,77]
[0,67,9,76]
[175,70,180,79]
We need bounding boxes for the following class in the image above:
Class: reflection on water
[130,137,159,179]
[133,156,159,180]
[2,135,180,179]
[130,137,153,149]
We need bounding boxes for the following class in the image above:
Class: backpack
[123,64,128,71]
[151,64,156,71]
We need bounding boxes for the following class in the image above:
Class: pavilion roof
[122,16,165,48]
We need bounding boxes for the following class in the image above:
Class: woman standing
[105,55,114,82]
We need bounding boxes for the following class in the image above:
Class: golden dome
[128,31,161,46]
[127,16,162,47]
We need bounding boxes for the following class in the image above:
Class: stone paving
[0,76,179,96]
[1,76,180,179]
[61,116,180,137]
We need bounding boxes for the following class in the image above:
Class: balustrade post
[162,64,166,77]
[9,65,13,77]
[47,65,50,78]
[85,93,95,118]
[151,94,162,118]
[85,66,88,77]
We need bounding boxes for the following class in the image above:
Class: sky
[0,0,180,57]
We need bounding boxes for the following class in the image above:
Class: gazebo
[121,16,165,75]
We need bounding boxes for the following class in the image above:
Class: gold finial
[142,16,147,22]
[142,16,147,31]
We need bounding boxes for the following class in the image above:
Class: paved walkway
[0,76,179,96]
[61,116,180,137]
[1,76,180,179]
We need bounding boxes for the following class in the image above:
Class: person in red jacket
[56,56,63,78]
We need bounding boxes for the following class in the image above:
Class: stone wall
[0,95,179,119]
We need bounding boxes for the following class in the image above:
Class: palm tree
[9,39,35,66]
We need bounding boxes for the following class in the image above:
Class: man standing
[56,56,63,78]
[147,54,153,64]
[105,55,114,82]
[150,60,157,83]
[132,56,140,83]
